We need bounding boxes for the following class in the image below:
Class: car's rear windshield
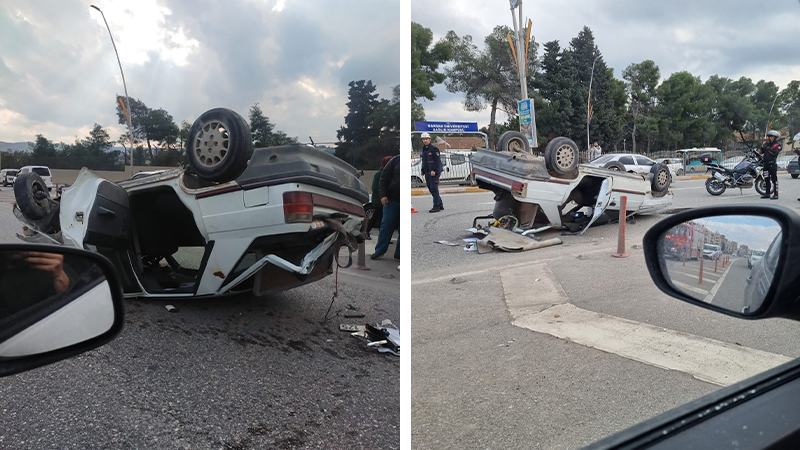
[6,170,18,175]
[704,244,721,251]
[593,155,614,164]
[32,168,50,176]
[752,250,766,256]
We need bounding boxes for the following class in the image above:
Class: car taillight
[283,192,313,223]
[511,181,524,195]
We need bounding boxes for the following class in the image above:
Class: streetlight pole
[90,5,134,175]
[587,56,597,156]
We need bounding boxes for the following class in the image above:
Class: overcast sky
[412,0,800,129]
[0,0,399,145]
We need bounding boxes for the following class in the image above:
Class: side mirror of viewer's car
[643,205,800,320]
[0,244,124,377]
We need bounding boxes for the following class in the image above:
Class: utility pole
[90,5,135,175]
[587,57,597,156]
[508,0,537,147]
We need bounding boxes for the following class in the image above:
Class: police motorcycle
[704,149,773,196]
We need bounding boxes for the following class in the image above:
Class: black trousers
[764,159,778,195]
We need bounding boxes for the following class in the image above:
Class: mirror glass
[658,215,782,315]
[0,250,114,357]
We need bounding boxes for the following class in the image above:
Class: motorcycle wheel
[754,178,775,195]
[705,177,726,196]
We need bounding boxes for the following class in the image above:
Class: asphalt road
[0,187,400,450]
[411,174,800,449]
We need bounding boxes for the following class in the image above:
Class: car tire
[705,177,726,196]
[497,131,530,153]
[14,172,51,220]
[544,137,579,177]
[650,163,671,198]
[792,174,799,179]
[603,161,625,171]
[187,108,252,183]
[411,176,424,188]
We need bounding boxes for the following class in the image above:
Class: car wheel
[792,174,799,179]
[544,137,579,178]
[14,172,51,220]
[650,163,671,198]
[411,176,424,188]
[705,177,726,196]
[497,131,531,153]
[603,161,625,171]
[186,108,252,183]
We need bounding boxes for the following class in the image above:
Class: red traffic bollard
[714,255,718,273]
[612,196,629,258]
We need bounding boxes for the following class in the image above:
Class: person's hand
[25,251,70,293]
[430,171,435,177]
[381,197,388,207]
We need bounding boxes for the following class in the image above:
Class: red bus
[664,223,705,260]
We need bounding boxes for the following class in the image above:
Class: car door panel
[586,358,800,449]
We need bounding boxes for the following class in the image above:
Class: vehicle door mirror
[0,245,124,377]
[643,206,800,320]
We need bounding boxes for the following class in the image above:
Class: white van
[18,166,55,191]
[411,150,474,187]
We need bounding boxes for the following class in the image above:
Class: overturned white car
[471,133,673,233]
[13,108,368,298]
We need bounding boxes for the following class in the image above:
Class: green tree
[622,60,660,153]
[178,120,191,150]
[445,25,535,149]
[116,96,179,162]
[29,134,57,157]
[248,103,297,148]
[653,72,714,150]
[532,40,578,142]
[336,81,399,169]
[411,22,453,127]
[780,80,800,141]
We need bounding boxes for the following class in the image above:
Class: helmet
[420,132,431,139]
[767,130,780,139]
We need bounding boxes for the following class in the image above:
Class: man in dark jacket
[419,132,444,212]
[366,156,394,239]
[371,155,400,260]
[760,130,781,200]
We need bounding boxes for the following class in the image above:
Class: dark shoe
[370,252,384,260]
[393,256,400,261]
[771,195,779,200]
[364,232,372,240]
[761,194,771,199]
[429,207,442,213]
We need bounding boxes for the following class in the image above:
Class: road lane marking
[672,280,710,297]
[704,264,734,304]
[501,265,793,387]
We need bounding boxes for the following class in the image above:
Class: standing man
[371,155,400,261]
[760,130,781,200]
[589,142,601,161]
[420,132,444,213]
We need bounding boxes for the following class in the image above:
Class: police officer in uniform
[760,130,781,200]
[420,132,444,212]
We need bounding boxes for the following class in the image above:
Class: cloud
[0,0,399,144]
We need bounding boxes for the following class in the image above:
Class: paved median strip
[502,264,793,387]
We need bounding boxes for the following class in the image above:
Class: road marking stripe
[704,264,734,304]
[672,280,711,297]
[501,265,793,387]
[670,269,721,282]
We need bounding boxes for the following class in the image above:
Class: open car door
[580,177,612,235]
